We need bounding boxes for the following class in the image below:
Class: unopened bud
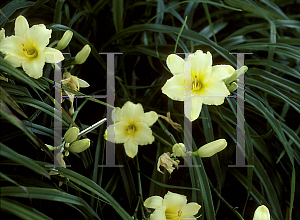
[172,143,186,157]
[0,28,5,42]
[56,30,73,50]
[64,127,79,143]
[227,82,238,92]
[253,205,270,220]
[44,144,54,151]
[74,44,91,64]
[192,139,227,157]
[69,138,90,153]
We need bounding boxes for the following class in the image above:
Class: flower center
[127,125,136,134]
[178,210,182,217]
[22,43,38,58]
[192,76,202,90]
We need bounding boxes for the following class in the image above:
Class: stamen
[178,210,182,217]
[127,125,135,134]
[192,76,202,90]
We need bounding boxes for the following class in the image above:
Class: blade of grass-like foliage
[116,149,138,211]
[0,57,45,92]
[112,0,123,33]
[253,156,284,219]
[0,198,52,220]
[102,23,237,66]
[289,167,295,219]
[246,78,300,114]
[1,186,100,219]
[0,103,53,158]
[22,121,54,138]
[249,68,300,95]
[246,94,294,166]
[202,2,217,43]
[230,168,281,220]
[201,106,223,193]
[13,96,69,126]
[0,86,28,118]
[0,81,32,97]
[244,122,254,214]
[0,0,34,26]
[54,166,133,220]
[0,143,50,179]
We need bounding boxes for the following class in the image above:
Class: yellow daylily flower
[0,15,64,79]
[144,191,201,220]
[253,205,270,220]
[162,50,235,121]
[192,139,227,157]
[106,101,158,158]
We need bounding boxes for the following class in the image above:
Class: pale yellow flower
[0,15,64,79]
[162,50,235,121]
[144,191,201,220]
[192,139,227,157]
[157,152,178,174]
[106,101,158,158]
[253,205,270,220]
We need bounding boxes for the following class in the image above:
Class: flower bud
[45,144,54,151]
[192,139,227,157]
[172,143,186,157]
[74,44,91,64]
[253,205,270,220]
[0,28,5,42]
[227,82,238,92]
[64,127,79,143]
[69,138,90,153]
[56,30,73,50]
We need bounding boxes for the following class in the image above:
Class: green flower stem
[157,119,177,145]
[135,157,146,219]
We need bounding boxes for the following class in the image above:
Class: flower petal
[15,15,29,37]
[196,80,230,105]
[120,101,144,124]
[193,50,212,84]
[0,36,27,60]
[163,191,187,212]
[133,122,154,145]
[24,24,51,51]
[182,202,201,216]
[44,47,64,63]
[166,54,185,75]
[253,205,270,220]
[144,196,163,209]
[124,138,139,158]
[150,206,167,220]
[78,78,90,88]
[111,107,121,122]
[184,97,202,122]
[106,121,130,144]
[143,111,158,126]
[211,65,235,81]
[4,55,22,67]
[162,74,186,101]
[22,54,45,78]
